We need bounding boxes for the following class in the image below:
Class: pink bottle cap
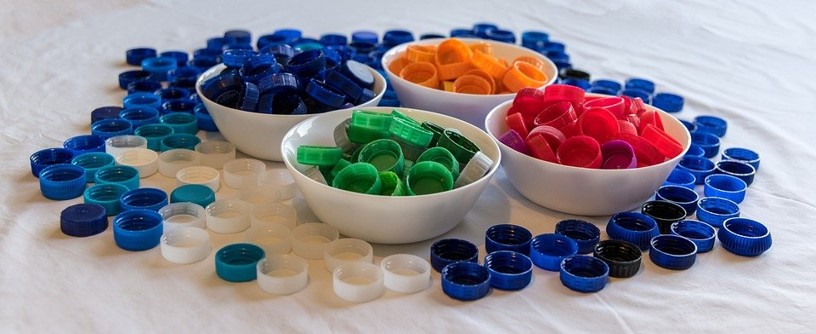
[640,124,684,159]
[526,134,558,163]
[600,140,637,169]
[578,107,620,144]
[527,125,566,152]
[556,135,602,168]
[583,97,626,119]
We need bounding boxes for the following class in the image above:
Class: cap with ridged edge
[39,164,87,200]
[60,203,108,237]
[113,209,163,251]
[84,183,129,217]
[215,243,266,282]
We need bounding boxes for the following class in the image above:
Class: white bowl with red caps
[485,85,691,216]
[381,38,558,129]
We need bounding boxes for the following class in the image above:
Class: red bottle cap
[614,132,665,167]
[510,88,545,124]
[630,97,648,117]
[583,97,626,119]
[542,84,584,116]
[526,134,558,163]
[617,120,638,136]
[578,107,620,144]
[505,111,529,138]
[638,110,664,134]
[527,125,566,152]
[556,135,602,168]
[640,124,684,159]
[532,101,577,130]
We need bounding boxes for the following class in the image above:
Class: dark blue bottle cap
[722,147,760,170]
[690,132,721,158]
[484,224,532,255]
[554,219,601,254]
[696,197,740,228]
[119,187,168,212]
[378,98,400,107]
[430,238,478,273]
[83,182,129,216]
[256,34,289,50]
[305,79,346,108]
[484,250,532,291]
[441,261,491,301]
[671,220,716,253]
[641,200,687,234]
[94,165,140,190]
[126,47,157,66]
[529,233,579,271]
[201,73,243,107]
[127,79,162,94]
[383,29,415,47]
[521,31,549,49]
[63,135,106,155]
[677,156,716,184]
[159,112,198,135]
[140,57,178,82]
[663,167,696,189]
[193,103,218,132]
[649,234,697,270]
[123,92,162,111]
[38,164,87,200]
[606,211,659,251]
[553,60,572,71]
[257,92,307,115]
[91,118,134,140]
[259,43,295,66]
[194,48,222,62]
[621,88,652,104]
[224,29,252,45]
[593,240,642,278]
[287,49,326,79]
[420,33,446,40]
[472,23,498,38]
[91,106,123,124]
[134,124,174,151]
[543,41,566,52]
[156,87,191,103]
[339,60,374,89]
[685,144,705,158]
[113,209,163,251]
[161,100,197,115]
[715,160,755,187]
[159,51,189,67]
[450,29,477,38]
[694,115,728,137]
[237,81,260,111]
[357,87,376,105]
[188,57,219,72]
[652,92,684,113]
[240,54,281,84]
[591,79,622,93]
[221,49,256,68]
[160,134,201,151]
[559,255,609,293]
[586,86,619,96]
[656,185,700,215]
[118,107,160,129]
[547,50,570,64]
[215,243,266,282]
[171,184,216,208]
[718,218,772,257]
[274,28,302,41]
[319,33,348,46]
[561,78,591,91]
[325,70,364,102]
[351,30,378,44]
[118,70,153,89]
[624,78,656,94]
[72,152,115,183]
[347,41,377,55]
[679,119,697,133]
[257,72,299,95]
[60,203,108,237]
[188,93,201,104]
[485,29,516,44]
[206,37,227,51]
[704,174,747,204]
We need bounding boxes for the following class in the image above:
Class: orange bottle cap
[388,56,413,76]
[502,61,548,93]
[471,49,508,80]
[463,69,496,94]
[406,44,437,63]
[452,74,492,95]
[399,62,439,89]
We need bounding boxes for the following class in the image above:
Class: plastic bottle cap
[525,133,557,163]
[652,92,684,113]
[696,196,740,228]
[677,156,716,185]
[483,250,532,291]
[593,240,642,278]
[430,238,479,273]
[192,140,235,170]
[291,223,340,260]
[176,166,220,192]
[704,174,747,204]
[63,135,106,156]
[583,96,625,119]
[257,168,297,200]
[606,212,659,251]
[114,148,158,178]
[669,220,716,253]
[600,139,636,169]
[649,235,697,270]
[690,131,721,158]
[94,165,140,190]
[119,187,168,213]
[378,171,407,196]
[249,201,297,230]
[105,135,148,159]
[158,149,200,178]
[718,218,772,257]
[83,183,128,217]
[471,49,507,80]
[170,184,216,209]
[437,129,480,167]
[339,60,375,89]
[223,158,267,190]
[256,254,309,295]
[694,115,728,137]
[332,262,385,303]
[450,74,490,95]
[389,117,433,149]
[160,227,211,264]
[357,139,405,175]
[60,203,108,237]
[215,243,266,282]
[556,135,602,168]
[71,152,115,183]
[664,167,696,189]
[297,145,344,167]
[406,161,453,195]
[39,164,88,200]
[416,146,460,181]
[323,238,374,272]
[559,255,609,293]
[722,147,760,171]
[205,199,251,234]
[91,119,134,140]
[113,209,163,251]
[577,108,620,144]
[159,202,206,231]
[715,160,756,186]
[554,220,601,254]
[245,223,292,257]
[399,62,439,89]
[440,261,491,301]
[497,129,530,155]
[613,132,665,167]
[640,124,683,159]
[91,106,124,124]
[126,47,157,65]
[160,134,201,151]
[655,185,700,216]
[159,112,198,135]
[118,107,160,130]
[484,224,533,256]
[380,254,432,294]
[502,61,548,93]
[641,200,687,234]
[134,124,174,151]
[533,101,578,130]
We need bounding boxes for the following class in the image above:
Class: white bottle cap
[324,238,373,272]
[238,185,282,206]
[106,135,148,158]
[115,148,158,178]
[205,199,251,234]
[160,226,211,264]
[194,140,235,169]
[158,149,200,178]
[256,254,308,295]
[291,222,339,259]
[176,165,220,192]
[223,158,266,189]
[333,262,384,303]
[380,254,432,294]
[158,202,206,230]
[251,202,297,230]
[245,222,291,255]
[258,168,297,200]
[454,151,493,188]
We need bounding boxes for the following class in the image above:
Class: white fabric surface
[2,0,816,332]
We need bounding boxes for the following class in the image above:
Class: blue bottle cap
[420,33,446,40]
[119,187,168,212]
[140,56,178,82]
[170,184,216,208]
[257,92,306,115]
[60,203,108,237]
[690,132,721,158]
[159,51,189,67]
[484,250,532,291]
[642,200,687,234]
[273,28,302,41]
[240,53,281,84]
[430,238,478,273]
[652,92,684,113]
[155,88,191,104]
[167,67,201,85]
[206,37,227,51]
[472,23,499,38]
[215,243,266,282]
[663,167,696,189]
[351,30,378,44]
[319,33,348,46]
[591,79,622,93]
[347,41,377,55]
[685,144,705,158]
[72,152,115,183]
[586,86,619,96]
[529,233,579,271]
[113,209,163,251]
[126,47,157,66]
[118,107,160,129]
[257,72,299,95]
[161,100,197,114]
[554,219,601,254]
[656,185,700,216]
[450,28,475,37]
[123,92,162,111]
[134,124,174,151]
[91,118,134,140]
[677,156,716,185]
[189,56,219,72]
[201,73,243,106]
[704,174,747,204]
[694,115,727,137]
[485,29,516,44]
[63,135,106,155]
[624,77,656,94]
[291,38,324,53]
[649,235,697,270]
[256,34,289,50]
[127,79,162,94]
[670,220,716,253]
[340,60,375,90]
[521,30,549,49]
[287,49,327,80]
[91,106,123,124]
[39,164,87,200]
[678,119,697,133]
[553,60,572,71]
[259,43,295,66]
[306,78,347,108]
[621,88,652,104]
[30,148,75,178]
[715,160,756,187]
[547,50,570,63]
[193,104,218,132]
[593,240,642,278]
[118,70,153,89]
[696,197,740,228]
[560,78,591,91]
[383,29,415,47]
[484,224,532,255]
[606,211,659,251]
[95,165,140,190]
[441,261,491,301]
[221,49,256,68]
[224,29,252,45]
[159,112,198,135]
[194,48,221,62]
[160,134,201,151]
[718,217,772,257]
[559,255,609,293]
[83,183,129,216]
[722,147,760,170]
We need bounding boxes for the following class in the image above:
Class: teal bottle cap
[406,161,454,195]
[170,184,216,208]
[357,139,405,175]
[331,162,382,194]
[84,183,129,216]
[71,152,115,183]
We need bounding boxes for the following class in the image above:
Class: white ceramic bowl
[196,64,386,161]
[485,97,691,216]
[281,107,502,244]
[381,38,558,129]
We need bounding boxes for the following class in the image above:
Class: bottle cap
[529,233,578,271]
[406,161,453,195]
[690,131,721,158]
[176,166,220,192]
[383,29,414,47]
[215,243,265,282]
[502,61,547,93]
[126,47,156,65]
[613,132,665,167]
[663,167,696,189]
[649,235,697,270]
[221,49,256,68]
[134,124,174,151]
[257,168,298,200]
[114,148,159,178]
[441,261,491,301]
[351,31,378,44]
[222,158,267,189]
[118,107,160,130]
[532,101,578,131]
[416,147,460,181]
[670,220,716,253]
[159,112,198,135]
[722,147,760,170]
[72,152,115,183]
[554,219,601,254]
[378,171,407,196]
[30,148,76,178]
[593,240,642,278]
[430,238,478,273]
[577,107,620,144]
[437,129,480,166]
[677,156,716,185]
[140,57,178,81]
[484,250,532,291]
[505,112,529,139]
[119,187,168,212]
[694,115,727,137]
[170,184,216,209]
[559,255,609,293]
[248,201,297,230]
[291,223,340,260]
[306,78,346,108]
[159,202,206,231]
[605,212,659,251]
[399,62,439,89]
[83,183,128,217]
[38,164,87,200]
[105,135,148,158]
[704,174,747,204]
[641,200,687,234]
[380,254,432,294]
[600,139,636,169]
[256,254,309,295]
[158,149,200,178]
[60,204,107,237]
[94,165,140,190]
[652,92,684,113]
[485,224,532,255]
[113,209,163,251]
[556,135,602,168]
[333,262,385,303]
[718,218,772,257]
[641,124,684,159]
[246,223,292,257]
[63,135,106,156]
[160,134,201,151]
[205,199,251,234]
[583,96,625,119]
[656,184,701,216]
[323,238,374,272]
[421,121,445,146]
[389,117,433,148]
[453,74,492,95]
[715,160,756,186]
[624,78,655,94]
[433,38,474,81]
[159,226,211,264]
[696,197,741,228]
[194,140,235,169]
[357,139,405,175]
[497,129,530,155]
[471,49,507,80]
[92,119,134,140]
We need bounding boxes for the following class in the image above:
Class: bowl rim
[380,37,558,99]
[281,106,502,200]
[485,94,692,173]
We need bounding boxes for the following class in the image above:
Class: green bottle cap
[437,129,480,167]
[405,161,454,196]
[389,117,433,147]
[319,158,352,185]
[417,146,460,181]
[351,110,393,131]
[421,121,446,147]
[347,125,391,145]
[378,171,406,196]
[331,162,382,194]
[391,109,420,126]
[357,139,405,175]
[297,145,343,166]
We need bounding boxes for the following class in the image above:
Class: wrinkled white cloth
[2,0,815,332]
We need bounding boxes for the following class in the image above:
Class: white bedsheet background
[2,0,816,332]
